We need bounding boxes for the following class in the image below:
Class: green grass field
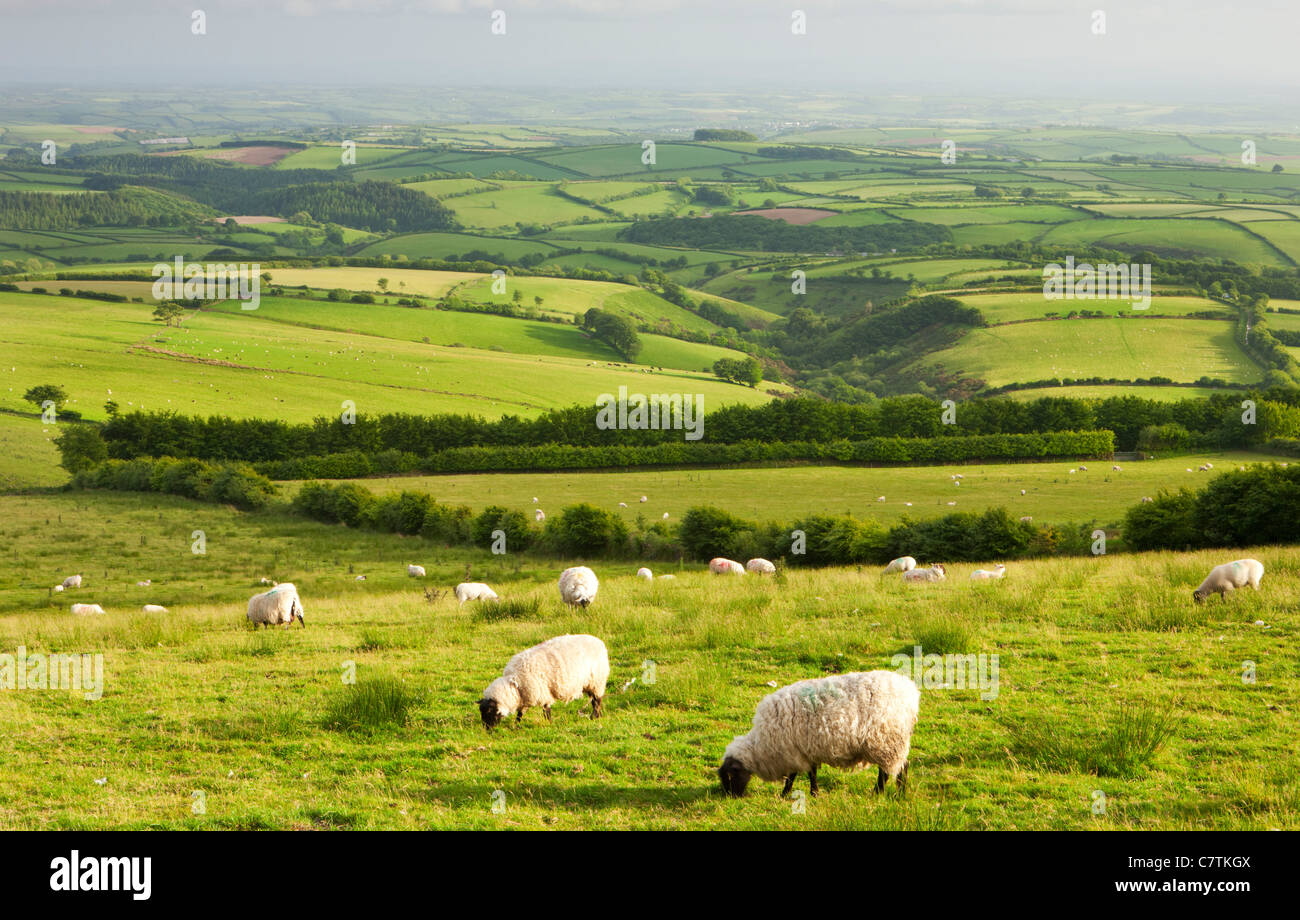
[0,488,1294,829]
[956,292,1232,324]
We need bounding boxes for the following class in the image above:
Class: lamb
[534,509,545,522]
[246,583,305,628]
[558,566,599,607]
[407,564,426,578]
[455,582,499,604]
[970,564,1006,581]
[709,558,745,575]
[636,567,653,580]
[61,575,82,589]
[258,577,275,586]
[1112,465,1122,472]
[141,604,169,614]
[882,556,917,575]
[478,634,609,729]
[718,670,920,797]
[902,564,946,583]
[52,584,64,593]
[746,558,776,574]
[70,603,105,616]
[1192,559,1264,603]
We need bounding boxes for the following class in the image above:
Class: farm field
[0,488,1294,830]
[955,292,1231,324]
[298,452,1278,529]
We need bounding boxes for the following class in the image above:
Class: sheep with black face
[478,634,610,730]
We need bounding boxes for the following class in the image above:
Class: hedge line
[70,457,277,510]
[253,430,1116,479]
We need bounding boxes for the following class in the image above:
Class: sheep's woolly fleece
[482,634,610,717]
[1194,559,1264,599]
[558,566,599,606]
[724,670,920,783]
[247,583,303,626]
[455,582,499,604]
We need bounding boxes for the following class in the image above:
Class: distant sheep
[455,582,499,605]
[709,558,745,575]
[141,604,169,614]
[1019,516,1032,522]
[882,556,917,575]
[970,564,1006,581]
[657,574,676,580]
[1020,489,1026,495]
[618,502,628,508]
[636,567,653,580]
[355,575,366,581]
[718,670,920,797]
[1112,465,1121,472]
[407,564,426,578]
[535,509,545,522]
[259,577,275,585]
[946,501,957,507]
[52,585,64,593]
[746,558,776,574]
[61,575,82,589]
[558,566,599,607]
[1079,465,1087,471]
[478,634,609,729]
[136,579,151,587]
[662,512,670,520]
[70,603,105,616]
[1141,496,1153,503]
[639,496,648,503]
[876,495,886,502]
[532,497,539,503]
[246,583,304,628]
[1193,559,1264,603]
[902,564,946,583]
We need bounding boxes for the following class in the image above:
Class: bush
[550,503,628,557]
[421,504,472,543]
[678,506,753,561]
[53,423,107,474]
[471,505,534,551]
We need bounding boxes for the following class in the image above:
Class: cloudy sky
[0,0,1296,101]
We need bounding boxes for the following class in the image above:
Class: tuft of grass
[472,596,539,622]
[1005,701,1179,778]
[323,676,416,733]
[354,626,419,651]
[912,617,974,655]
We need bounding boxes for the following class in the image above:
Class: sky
[0,0,1296,102]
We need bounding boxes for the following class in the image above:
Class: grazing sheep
[1020,489,1026,495]
[141,604,169,614]
[1079,465,1088,472]
[246,583,305,628]
[970,564,1006,581]
[407,564,426,578]
[532,497,539,503]
[709,558,745,575]
[535,509,545,522]
[259,577,274,585]
[1141,496,1153,503]
[136,579,151,587]
[558,566,599,607]
[746,558,776,574]
[1204,462,1214,469]
[1019,515,1033,522]
[478,634,610,729]
[61,575,82,589]
[718,670,920,797]
[1198,464,1210,472]
[1193,559,1264,603]
[1069,469,1077,474]
[70,603,105,616]
[882,556,917,575]
[639,496,648,503]
[904,502,913,507]
[902,564,946,583]
[1112,465,1121,472]
[636,567,653,580]
[876,495,886,502]
[618,502,628,508]
[946,501,957,507]
[662,512,670,520]
[52,584,64,593]
[455,582,499,605]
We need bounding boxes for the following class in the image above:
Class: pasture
[0,489,1294,829]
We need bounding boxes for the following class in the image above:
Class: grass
[0,489,1295,829]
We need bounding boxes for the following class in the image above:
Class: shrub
[551,503,628,557]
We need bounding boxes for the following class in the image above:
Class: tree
[23,384,68,411]
[1273,163,1284,173]
[151,301,185,327]
[377,278,389,292]
[54,424,107,474]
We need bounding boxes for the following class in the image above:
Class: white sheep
[61,575,82,589]
[258,577,275,586]
[1112,465,1121,472]
[1020,489,1026,495]
[141,604,169,614]
[1141,496,1153,503]
[718,670,920,797]
[455,582,499,604]
[532,497,539,503]
[904,502,913,507]
[746,558,776,574]
[407,564,426,578]
[1192,559,1264,603]
[946,501,957,507]
[618,502,628,508]
[639,496,648,503]
[662,512,669,520]
[1204,462,1214,469]
[477,634,610,728]
[70,603,105,616]
[1079,465,1088,472]
[970,564,1006,581]
[52,584,64,593]
[246,583,304,628]
[558,566,599,607]
[136,579,151,587]
[1019,515,1032,522]
[636,567,653,580]
[355,575,366,581]
[535,509,545,522]
[902,564,946,583]
[876,495,886,502]
[709,558,745,575]
[882,556,917,575]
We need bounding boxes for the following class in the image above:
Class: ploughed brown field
[157,145,299,166]
[730,207,837,225]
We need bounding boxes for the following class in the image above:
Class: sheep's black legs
[781,774,796,797]
[591,695,603,718]
[898,761,909,794]
[543,705,552,722]
[516,709,523,723]
[808,766,819,796]
[876,766,887,793]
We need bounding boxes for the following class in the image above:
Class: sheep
[882,556,917,575]
[141,604,169,614]
[1141,496,1153,503]
[558,566,599,607]
[904,502,913,507]
[746,558,776,574]
[636,567,653,580]
[455,582,499,605]
[52,584,64,593]
[1079,465,1088,472]
[946,501,957,507]
[1112,465,1122,472]
[355,575,366,581]
[1019,515,1032,522]
[709,558,745,575]
[657,574,675,580]
[535,509,545,522]
[902,564,946,583]
[618,502,628,508]
[407,564,426,578]
[1020,489,1026,495]
[70,603,105,616]
[639,495,648,503]
[532,497,539,503]
[136,579,151,587]
[876,495,886,502]
[970,564,1006,581]
[1198,464,1210,472]
[477,634,609,729]
[662,512,670,520]
[246,583,304,628]
[61,575,82,589]
[259,577,275,585]
[1204,462,1214,469]
[1069,469,1077,474]
[1192,559,1264,603]
[717,670,920,798]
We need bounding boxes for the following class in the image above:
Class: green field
[0,488,1294,829]
[956,292,1232,324]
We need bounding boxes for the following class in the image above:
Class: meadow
[0,488,1294,830]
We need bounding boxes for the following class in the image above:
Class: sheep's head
[1192,589,1207,604]
[478,697,503,730]
[717,755,752,797]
